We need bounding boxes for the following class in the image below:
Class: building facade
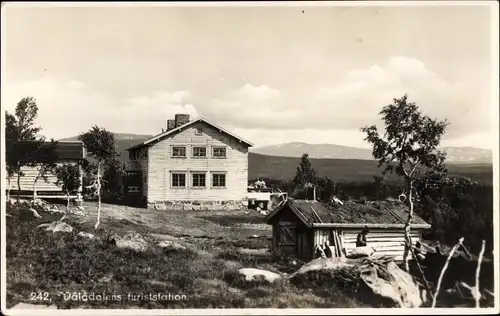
[6,141,85,201]
[126,114,253,210]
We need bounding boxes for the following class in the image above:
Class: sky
[1,2,497,149]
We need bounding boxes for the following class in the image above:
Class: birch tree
[5,97,44,203]
[78,126,119,229]
[54,163,81,221]
[360,94,448,271]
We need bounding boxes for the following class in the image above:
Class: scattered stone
[157,240,187,250]
[111,232,149,252]
[154,202,167,211]
[238,268,282,283]
[98,274,113,283]
[249,234,259,238]
[77,206,85,211]
[77,231,95,239]
[37,221,74,233]
[236,248,270,256]
[72,210,86,217]
[347,246,376,259]
[292,257,352,276]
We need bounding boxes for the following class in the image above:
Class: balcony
[126,160,141,171]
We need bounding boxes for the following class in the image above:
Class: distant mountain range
[59,133,152,166]
[249,142,493,164]
[60,134,493,165]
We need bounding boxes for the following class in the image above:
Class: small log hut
[265,198,431,261]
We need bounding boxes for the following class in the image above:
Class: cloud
[204,57,490,140]
[2,56,492,149]
[2,75,197,138]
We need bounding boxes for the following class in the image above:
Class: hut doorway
[277,222,297,255]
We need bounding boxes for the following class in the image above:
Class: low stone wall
[148,200,247,211]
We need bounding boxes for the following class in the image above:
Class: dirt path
[73,202,271,239]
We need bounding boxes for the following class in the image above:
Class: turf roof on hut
[266,198,431,229]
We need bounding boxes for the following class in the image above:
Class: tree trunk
[95,162,101,230]
[66,190,70,211]
[33,176,39,202]
[60,190,70,222]
[403,181,414,272]
[16,170,21,203]
[7,177,11,201]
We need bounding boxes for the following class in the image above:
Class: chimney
[175,114,190,127]
[167,119,176,131]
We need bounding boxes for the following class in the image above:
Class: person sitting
[356,226,369,247]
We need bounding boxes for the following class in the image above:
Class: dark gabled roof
[266,198,431,229]
[127,117,253,151]
[52,141,85,160]
[16,141,85,161]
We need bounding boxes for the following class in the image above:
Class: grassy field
[249,153,494,184]
[6,201,375,309]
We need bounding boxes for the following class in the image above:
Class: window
[171,173,186,188]
[128,186,140,193]
[192,173,206,188]
[213,147,226,158]
[172,146,186,158]
[193,146,207,158]
[212,173,226,188]
[195,128,203,135]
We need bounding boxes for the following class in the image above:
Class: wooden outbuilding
[265,198,431,261]
[6,141,85,200]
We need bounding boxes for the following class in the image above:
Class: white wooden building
[266,198,431,261]
[6,141,85,200]
[125,114,253,210]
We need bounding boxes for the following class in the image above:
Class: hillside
[248,153,493,184]
[60,133,152,166]
[62,133,493,184]
[250,142,493,164]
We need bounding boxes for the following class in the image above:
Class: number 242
[30,292,50,301]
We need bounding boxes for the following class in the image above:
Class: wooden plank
[312,223,431,229]
[335,230,343,257]
[310,207,323,223]
[343,237,421,244]
[280,225,296,242]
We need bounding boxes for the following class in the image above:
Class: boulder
[77,231,95,239]
[72,210,86,217]
[154,202,167,211]
[157,240,187,250]
[236,248,269,256]
[347,246,375,258]
[38,221,74,233]
[292,255,422,308]
[238,268,282,283]
[292,257,352,276]
[360,259,422,307]
[111,232,149,252]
